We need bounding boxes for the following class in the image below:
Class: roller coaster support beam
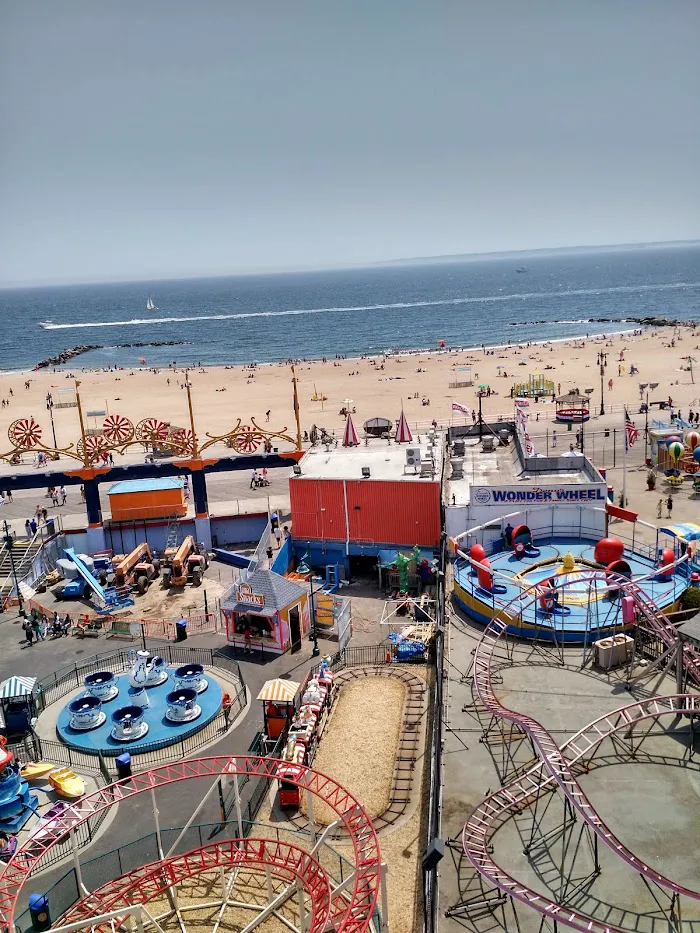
[239,880,298,933]
[70,828,89,898]
[166,774,223,858]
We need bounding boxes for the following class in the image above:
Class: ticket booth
[221,570,310,655]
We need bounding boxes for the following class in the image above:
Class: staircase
[0,533,42,598]
[165,519,180,552]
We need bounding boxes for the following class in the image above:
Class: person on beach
[666,494,673,519]
[265,409,271,421]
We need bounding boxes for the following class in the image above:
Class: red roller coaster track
[0,757,381,933]
[462,570,700,933]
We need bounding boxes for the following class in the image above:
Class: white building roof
[292,437,443,483]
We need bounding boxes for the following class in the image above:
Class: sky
[1,0,699,285]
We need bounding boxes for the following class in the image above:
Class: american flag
[625,408,639,450]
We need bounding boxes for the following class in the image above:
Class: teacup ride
[84,671,119,702]
[68,696,105,732]
[111,705,149,742]
[128,649,169,689]
[165,688,201,724]
[174,663,208,694]
[127,685,151,709]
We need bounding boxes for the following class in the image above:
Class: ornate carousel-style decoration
[102,414,135,445]
[1,416,81,465]
[135,418,170,444]
[8,418,43,449]
[0,373,302,466]
[198,417,296,455]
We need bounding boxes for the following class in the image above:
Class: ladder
[165,519,180,551]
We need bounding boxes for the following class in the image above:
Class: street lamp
[639,382,659,461]
[46,392,57,448]
[308,570,320,657]
[3,520,25,618]
[599,357,605,416]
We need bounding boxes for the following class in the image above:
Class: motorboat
[39,321,53,328]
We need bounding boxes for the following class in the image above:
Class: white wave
[39,281,700,330]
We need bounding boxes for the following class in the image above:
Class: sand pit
[304,675,406,825]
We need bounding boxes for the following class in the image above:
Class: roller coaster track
[0,757,381,933]
[462,571,700,933]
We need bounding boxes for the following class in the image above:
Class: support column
[191,470,212,550]
[84,478,106,553]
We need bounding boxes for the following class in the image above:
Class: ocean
[1,245,699,372]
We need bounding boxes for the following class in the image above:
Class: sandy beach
[1,327,698,449]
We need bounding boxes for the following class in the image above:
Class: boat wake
[38,281,700,330]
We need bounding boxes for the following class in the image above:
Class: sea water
[1,244,699,371]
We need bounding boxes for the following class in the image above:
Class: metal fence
[423,534,446,933]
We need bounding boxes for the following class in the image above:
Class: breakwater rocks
[34,341,189,370]
[508,316,697,328]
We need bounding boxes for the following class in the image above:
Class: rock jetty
[34,341,188,370]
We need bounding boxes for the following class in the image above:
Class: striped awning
[256,679,300,703]
[0,676,37,699]
[662,523,700,542]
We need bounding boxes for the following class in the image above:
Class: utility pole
[599,353,605,416]
[3,520,25,618]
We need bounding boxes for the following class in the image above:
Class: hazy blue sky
[1,1,698,285]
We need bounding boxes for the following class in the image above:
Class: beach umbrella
[694,446,700,465]
[342,415,359,447]
[395,409,413,444]
[686,431,699,450]
[668,441,684,462]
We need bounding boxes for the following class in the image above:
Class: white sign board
[471,485,607,507]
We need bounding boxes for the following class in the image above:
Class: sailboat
[146,296,157,311]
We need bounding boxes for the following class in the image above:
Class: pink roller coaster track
[0,757,381,933]
[462,571,700,933]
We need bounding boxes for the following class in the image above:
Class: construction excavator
[111,542,160,595]
[161,535,208,588]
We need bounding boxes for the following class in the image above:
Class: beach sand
[0,327,698,448]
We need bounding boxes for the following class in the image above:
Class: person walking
[59,486,67,506]
[24,519,31,537]
[666,494,673,519]
[22,618,34,647]
[51,489,59,507]
[265,409,271,421]
[250,469,258,489]
[657,498,663,519]
[32,615,44,642]
[274,525,281,548]
[551,430,557,449]
[79,485,85,503]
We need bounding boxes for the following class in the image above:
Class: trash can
[607,485,614,502]
[28,893,51,932]
[116,753,132,780]
[45,518,55,536]
[175,619,188,642]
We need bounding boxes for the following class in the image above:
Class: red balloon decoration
[594,537,624,565]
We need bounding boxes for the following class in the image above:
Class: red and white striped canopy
[343,414,359,447]
[395,409,413,443]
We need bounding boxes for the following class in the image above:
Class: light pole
[308,570,320,657]
[46,392,57,448]
[599,353,605,416]
[3,520,25,618]
[639,382,659,462]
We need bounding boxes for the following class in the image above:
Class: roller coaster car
[112,542,160,596]
[161,536,209,588]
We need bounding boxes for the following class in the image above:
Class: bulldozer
[161,535,208,588]
[111,542,160,595]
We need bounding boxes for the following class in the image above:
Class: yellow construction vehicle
[161,535,208,588]
[111,542,160,595]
